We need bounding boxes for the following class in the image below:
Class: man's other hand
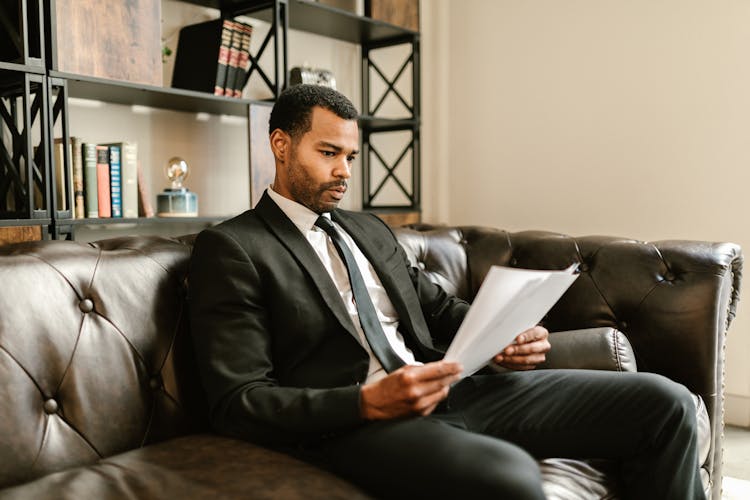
[493,325,550,371]
[360,361,462,420]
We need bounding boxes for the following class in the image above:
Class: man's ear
[270,129,290,162]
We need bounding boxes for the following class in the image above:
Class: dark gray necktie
[315,216,405,373]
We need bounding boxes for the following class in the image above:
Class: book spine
[214,20,233,96]
[225,21,241,98]
[71,137,85,218]
[109,145,122,218]
[82,143,99,218]
[232,22,253,98]
[121,143,138,218]
[96,145,111,218]
[137,161,155,218]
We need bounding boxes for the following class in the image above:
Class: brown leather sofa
[0,225,741,499]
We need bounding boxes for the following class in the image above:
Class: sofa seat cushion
[0,393,713,500]
[0,435,369,500]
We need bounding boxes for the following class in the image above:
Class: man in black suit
[189,84,705,499]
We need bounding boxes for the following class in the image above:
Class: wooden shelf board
[50,71,256,117]
[0,218,51,227]
[58,216,229,227]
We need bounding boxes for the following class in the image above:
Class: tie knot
[315,215,336,235]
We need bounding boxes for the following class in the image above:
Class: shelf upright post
[411,33,420,211]
[361,41,371,208]
[272,0,289,97]
[47,76,73,239]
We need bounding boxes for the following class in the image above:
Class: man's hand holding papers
[493,325,551,371]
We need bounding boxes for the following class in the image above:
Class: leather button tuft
[664,272,675,281]
[79,299,94,313]
[510,258,518,266]
[43,399,58,414]
[149,377,161,390]
[578,263,589,273]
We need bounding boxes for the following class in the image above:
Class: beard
[287,153,348,214]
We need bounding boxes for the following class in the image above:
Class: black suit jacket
[188,192,469,445]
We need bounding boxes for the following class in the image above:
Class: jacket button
[79,299,94,313]
[43,399,59,414]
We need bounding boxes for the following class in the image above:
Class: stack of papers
[444,264,580,378]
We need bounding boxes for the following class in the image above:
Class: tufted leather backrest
[395,225,742,394]
[0,235,205,488]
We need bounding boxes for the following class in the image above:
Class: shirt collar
[266,186,331,234]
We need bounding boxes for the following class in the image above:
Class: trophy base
[156,188,198,218]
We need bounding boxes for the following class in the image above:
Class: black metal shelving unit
[1,0,421,243]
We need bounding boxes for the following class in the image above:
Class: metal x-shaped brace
[369,53,413,117]
[0,91,46,212]
[368,139,413,201]
[243,25,277,96]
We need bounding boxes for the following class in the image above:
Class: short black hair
[268,84,359,139]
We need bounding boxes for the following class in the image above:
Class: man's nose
[333,158,351,179]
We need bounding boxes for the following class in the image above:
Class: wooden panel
[367,0,419,32]
[374,210,420,227]
[53,0,162,86]
[0,226,42,246]
[249,102,275,207]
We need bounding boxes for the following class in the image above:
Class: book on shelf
[95,145,111,218]
[108,145,123,218]
[225,20,242,98]
[137,161,155,218]
[229,21,253,97]
[171,17,253,97]
[71,137,85,218]
[215,20,233,96]
[111,142,139,219]
[82,142,99,218]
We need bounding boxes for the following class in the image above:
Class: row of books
[171,18,253,98]
[53,137,153,219]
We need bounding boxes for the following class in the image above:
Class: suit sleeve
[371,215,470,347]
[188,228,362,446]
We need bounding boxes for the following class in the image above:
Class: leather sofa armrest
[537,327,637,372]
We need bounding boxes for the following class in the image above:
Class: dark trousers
[313,370,705,500]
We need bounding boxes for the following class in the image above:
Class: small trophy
[156,157,198,217]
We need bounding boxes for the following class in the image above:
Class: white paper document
[444,264,580,378]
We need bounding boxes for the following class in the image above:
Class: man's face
[277,107,359,214]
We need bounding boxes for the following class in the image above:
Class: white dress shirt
[266,187,418,382]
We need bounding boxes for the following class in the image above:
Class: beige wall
[421,0,750,425]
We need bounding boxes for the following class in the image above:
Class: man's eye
[347,155,357,163]
[322,151,336,157]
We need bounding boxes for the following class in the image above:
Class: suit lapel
[255,193,361,341]
[332,211,436,352]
